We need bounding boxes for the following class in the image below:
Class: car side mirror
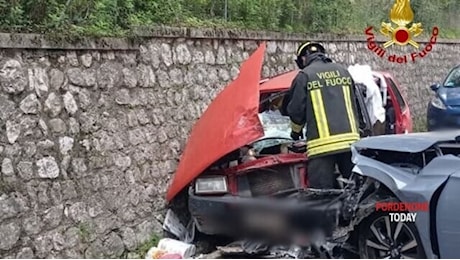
[430,83,441,91]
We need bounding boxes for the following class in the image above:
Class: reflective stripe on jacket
[286,55,360,158]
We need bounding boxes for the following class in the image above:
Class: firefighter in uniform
[285,42,361,189]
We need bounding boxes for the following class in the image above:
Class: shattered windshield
[252,111,306,152]
[258,110,292,139]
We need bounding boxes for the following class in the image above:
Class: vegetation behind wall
[0,0,458,38]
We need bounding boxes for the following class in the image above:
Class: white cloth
[347,64,386,125]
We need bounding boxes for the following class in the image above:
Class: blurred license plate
[243,210,286,232]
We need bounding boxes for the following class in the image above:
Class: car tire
[164,191,231,255]
[358,211,426,259]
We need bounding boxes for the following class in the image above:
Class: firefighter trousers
[307,151,354,189]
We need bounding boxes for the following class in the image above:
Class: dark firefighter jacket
[284,53,361,158]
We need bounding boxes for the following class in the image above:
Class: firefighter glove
[291,130,304,141]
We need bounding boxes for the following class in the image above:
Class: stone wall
[0,27,459,258]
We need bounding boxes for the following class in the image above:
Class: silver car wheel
[364,215,420,259]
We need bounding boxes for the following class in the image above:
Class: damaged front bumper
[187,187,343,243]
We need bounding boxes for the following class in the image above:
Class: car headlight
[431,96,446,110]
[195,176,228,195]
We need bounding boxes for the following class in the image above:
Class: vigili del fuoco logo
[365,0,439,63]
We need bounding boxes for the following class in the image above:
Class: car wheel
[358,212,426,259]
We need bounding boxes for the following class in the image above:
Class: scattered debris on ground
[145,238,196,259]
[144,237,321,259]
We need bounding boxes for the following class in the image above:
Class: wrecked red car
[163,43,413,258]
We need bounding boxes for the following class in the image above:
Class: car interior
[208,77,403,172]
[259,84,373,137]
[257,73,409,139]
[372,74,397,135]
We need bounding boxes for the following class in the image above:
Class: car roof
[259,70,299,93]
[353,131,460,153]
[259,70,390,94]
[374,71,392,77]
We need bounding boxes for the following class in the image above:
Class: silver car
[349,130,460,259]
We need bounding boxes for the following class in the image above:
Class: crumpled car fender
[351,148,416,198]
[350,147,459,199]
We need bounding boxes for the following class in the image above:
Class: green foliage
[78,222,92,243]
[0,0,458,38]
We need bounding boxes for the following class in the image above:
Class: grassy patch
[78,222,92,243]
[413,117,428,133]
[134,233,161,259]
[0,179,14,194]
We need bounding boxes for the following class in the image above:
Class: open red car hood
[166,43,267,201]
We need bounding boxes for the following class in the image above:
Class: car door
[385,76,413,133]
